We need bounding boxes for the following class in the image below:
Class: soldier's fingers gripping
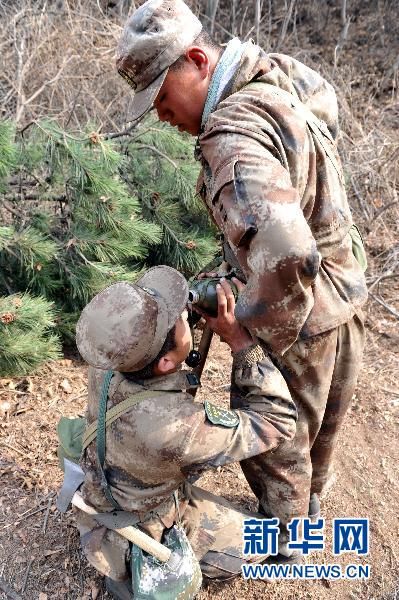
[219,278,236,315]
[215,281,228,318]
[231,277,246,293]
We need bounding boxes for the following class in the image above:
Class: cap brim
[136,265,189,330]
[128,69,169,122]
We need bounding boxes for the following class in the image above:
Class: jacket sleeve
[180,344,297,477]
[220,173,319,356]
[199,101,321,355]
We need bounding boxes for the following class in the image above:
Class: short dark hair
[169,30,221,72]
[123,324,177,381]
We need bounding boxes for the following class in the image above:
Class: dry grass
[0,0,130,131]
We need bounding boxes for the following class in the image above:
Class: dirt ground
[0,296,398,600]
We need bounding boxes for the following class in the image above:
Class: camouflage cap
[76,266,189,372]
[116,0,202,121]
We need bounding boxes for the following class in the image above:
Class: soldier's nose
[155,104,172,124]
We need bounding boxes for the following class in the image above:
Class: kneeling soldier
[75,265,297,598]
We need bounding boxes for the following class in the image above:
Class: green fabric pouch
[131,522,202,600]
[57,416,86,471]
[56,384,158,474]
[350,224,368,272]
[130,491,202,599]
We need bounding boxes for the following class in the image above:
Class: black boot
[105,577,133,600]
[264,550,303,565]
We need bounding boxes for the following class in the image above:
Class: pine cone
[1,312,16,324]
[89,131,101,144]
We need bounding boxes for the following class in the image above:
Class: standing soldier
[116,0,368,559]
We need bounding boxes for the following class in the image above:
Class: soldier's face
[154,49,212,136]
[169,310,192,366]
[153,310,192,376]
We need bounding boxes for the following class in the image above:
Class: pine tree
[0,117,218,373]
[1,120,162,339]
[122,116,217,274]
[0,293,61,376]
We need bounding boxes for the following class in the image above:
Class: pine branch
[0,115,217,363]
[135,144,178,169]
[0,120,17,191]
[0,293,61,376]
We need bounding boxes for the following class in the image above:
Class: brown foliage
[0,0,130,130]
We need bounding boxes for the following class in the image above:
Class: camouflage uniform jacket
[197,43,368,355]
[79,344,296,537]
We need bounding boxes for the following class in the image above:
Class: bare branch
[15,55,77,124]
[205,0,220,36]
[255,0,261,45]
[274,0,296,52]
[369,292,399,319]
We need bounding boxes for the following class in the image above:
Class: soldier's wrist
[226,329,254,353]
[232,343,265,368]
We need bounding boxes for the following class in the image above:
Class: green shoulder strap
[96,370,118,508]
[92,371,170,510]
[81,389,162,450]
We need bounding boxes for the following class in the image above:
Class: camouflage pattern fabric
[195,42,368,553]
[231,314,365,553]
[76,344,297,580]
[196,42,368,355]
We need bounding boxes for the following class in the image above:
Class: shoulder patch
[204,401,239,428]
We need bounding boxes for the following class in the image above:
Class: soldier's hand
[196,278,254,353]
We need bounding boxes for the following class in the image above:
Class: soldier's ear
[153,355,176,376]
[185,47,209,77]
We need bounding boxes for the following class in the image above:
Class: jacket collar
[205,41,271,113]
[118,369,200,393]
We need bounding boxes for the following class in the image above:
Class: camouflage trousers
[232,312,365,553]
[76,483,264,582]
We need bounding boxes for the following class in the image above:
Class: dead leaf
[60,379,73,394]
[15,555,27,564]
[12,297,22,308]
[58,359,72,367]
[43,548,63,557]
[372,197,383,208]
[39,593,48,600]
[17,529,29,545]
[0,401,11,415]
